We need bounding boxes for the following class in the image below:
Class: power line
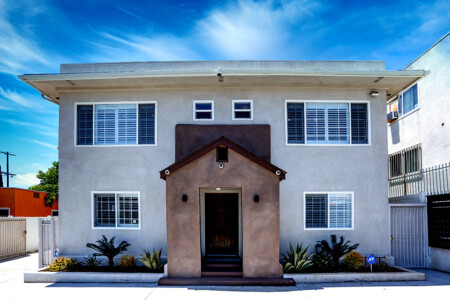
[0,151,16,187]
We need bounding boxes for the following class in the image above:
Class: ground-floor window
[304,192,353,230]
[92,192,140,229]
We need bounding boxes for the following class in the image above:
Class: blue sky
[0,0,448,188]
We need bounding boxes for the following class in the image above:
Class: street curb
[284,267,425,283]
[24,271,165,283]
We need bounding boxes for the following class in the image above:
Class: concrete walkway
[1,253,449,300]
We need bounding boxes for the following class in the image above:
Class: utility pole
[0,151,16,187]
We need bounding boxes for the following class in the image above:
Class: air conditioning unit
[387,111,398,123]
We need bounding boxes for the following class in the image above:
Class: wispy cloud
[29,139,57,150]
[115,6,146,21]
[0,87,44,110]
[12,172,39,188]
[1,118,57,137]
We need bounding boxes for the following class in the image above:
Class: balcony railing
[389,162,450,198]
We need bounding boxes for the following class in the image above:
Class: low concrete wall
[24,272,165,283]
[284,268,425,283]
[430,247,450,273]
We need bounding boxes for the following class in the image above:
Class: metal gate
[390,205,427,268]
[0,218,27,260]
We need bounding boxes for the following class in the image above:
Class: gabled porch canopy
[160,136,286,181]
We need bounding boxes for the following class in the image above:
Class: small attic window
[33,192,40,198]
[216,146,228,162]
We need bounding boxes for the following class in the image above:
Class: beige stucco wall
[165,150,282,278]
[57,84,389,263]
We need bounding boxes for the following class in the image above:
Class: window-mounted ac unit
[387,111,398,123]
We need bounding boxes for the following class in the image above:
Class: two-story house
[20,61,425,279]
[387,33,449,272]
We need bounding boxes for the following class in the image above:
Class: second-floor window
[388,84,418,118]
[193,100,214,120]
[232,100,253,120]
[76,102,156,146]
[389,144,422,178]
[286,101,369,145]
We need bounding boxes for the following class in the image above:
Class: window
[232,100,253,120]
[0,208,9,217]
[76,102,156,146]
[388,144,422,178]
[51,210,59,217]
[33,192,40,198]
[216,146,228,162]
[92,192,140,229]
[388,84,418,117]
[286,101,368,145]
[305,192,353,229]
[193,100,214,120]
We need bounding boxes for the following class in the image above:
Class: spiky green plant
[138,249,164,271]
[281,242,314,273]
[82,254,102,268]
[312,248,333,272]
[315,235,359,269]
[86,235,130,267]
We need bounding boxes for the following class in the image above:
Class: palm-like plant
[138,248,165,271]
[86,235,130,267]
[315,235,359,268]
[281,242,314,273]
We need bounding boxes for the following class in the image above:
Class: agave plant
[280,242,314,273]
[315,235,359,268]
[86,235,130,267]
[138,248,164,271]
[312,247,333,272]
[82,254,102,268]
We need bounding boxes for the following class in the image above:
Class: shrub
[281,242,314,273]
[119,255,136,268]
[312,248,333,272]
[343,251,364,271]
[315,235,359,269]
[82,254,102,268]
[138,249,164,271]
[86,235,131,267]
[47,257,77,271]
[373,261,392,272]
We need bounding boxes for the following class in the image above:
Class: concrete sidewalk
[1,253,449,300]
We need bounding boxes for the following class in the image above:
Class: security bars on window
[388,144,422,178]
[93,192,139,229]
[287,102,368,145]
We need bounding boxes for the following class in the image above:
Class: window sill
[304,227,354,231]
[286,143,370,147]
[388,107,420,125]
[75,144,157,148]
[92,227,141,230]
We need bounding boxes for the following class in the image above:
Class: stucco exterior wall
[58,85,389,261]
[166,150,282,278]
[387,35,449,168]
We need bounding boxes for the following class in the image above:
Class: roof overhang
[18,68,428,104]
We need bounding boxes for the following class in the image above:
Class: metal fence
[38,217,59,268]
[0,218,27,260]
[389,163,450,198]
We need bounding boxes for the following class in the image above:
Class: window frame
[387,82,420,124]
[193,100,214,121]
[0,207,10,217]
[91,191,141,230]
[303,191,355,230]
[74,101,157,147]
[285,100,371,146]
[232,99,253,121]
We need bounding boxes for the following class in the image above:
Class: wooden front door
[205,193,239,255]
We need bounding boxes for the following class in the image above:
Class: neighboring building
[0,188,58,217]
[387,33,450,272]
[20,61,424,278]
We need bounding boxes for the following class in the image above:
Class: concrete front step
[158,276,296,286]
[201,271,243,277]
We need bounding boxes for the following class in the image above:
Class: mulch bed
[41,266,163,273]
